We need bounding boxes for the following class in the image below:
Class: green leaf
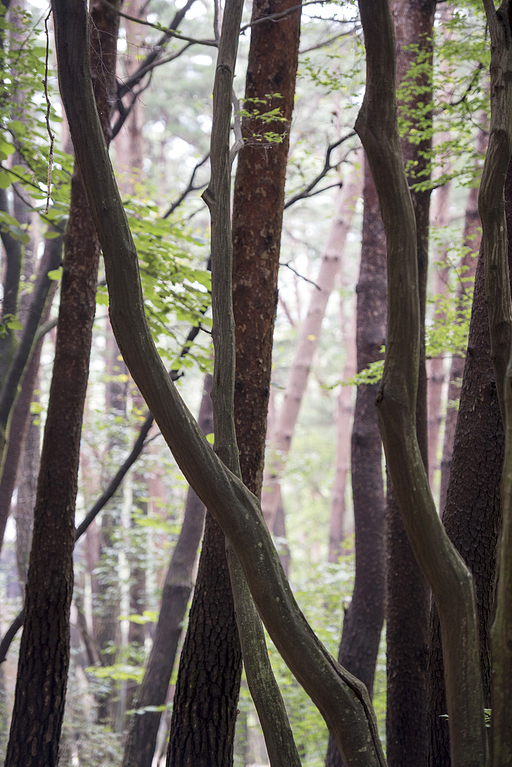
[48,267,63,281]
[44,230,61,239]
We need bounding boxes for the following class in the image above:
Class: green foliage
[59,668,122,767]
[122,195,212,370]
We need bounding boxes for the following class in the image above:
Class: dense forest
[0,0,509,765]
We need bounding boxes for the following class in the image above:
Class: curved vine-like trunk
[356,2,486,766]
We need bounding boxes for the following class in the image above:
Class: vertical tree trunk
[439,178,483,512]
[3,4,120,764]
[325,156,386,767]
[427,182,452,492]
[426,149,507,767]
[386,5,435,765]
[232,0,301,498]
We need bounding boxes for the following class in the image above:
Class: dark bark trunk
[385,4,435,765]
[3,169,101,767]
[3,4,120,764]
[166,512,242,767]
[325,157,387,767]
[426,178,507,767]
[122,375,211,767]
[0,233,63,549]
[439,184,481,513]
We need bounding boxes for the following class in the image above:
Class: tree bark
[328,295,356,562]
[232,0,301,498]
[385,4,435,765]
[478,2,512,763]
[427,240,503,767]
[166,513,242,767]
[325,156,387,767]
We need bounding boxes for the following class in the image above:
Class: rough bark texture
[232,0,301,497]
[427,245,503,767]
[166,513,242,767]
[439,182,482,513]
[3,171,102,767]
[3,4,119,764]
[122,376,211,767]
[325,157,387,767]
[386,4,434,765]
[0,233,61,555]
[0,232,63,537]
[426,123,508,767]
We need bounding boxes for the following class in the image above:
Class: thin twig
[100,0,217,46]
[162,153,210,219]
[284,131,355,209]
[280,261,321,290]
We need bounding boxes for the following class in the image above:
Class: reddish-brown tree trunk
[328,296,356,562]
[232,0,301,498]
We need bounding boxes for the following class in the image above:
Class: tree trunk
[232,0,301,498]
[439,178,483,513]
[357,0,486,764]
[166,513,242,767]
[122,375,211,767]
[427,182,452,494]
[53,1,390,762]
[385,4,435,765]
[325,155,387,767]
[3,4,120,764]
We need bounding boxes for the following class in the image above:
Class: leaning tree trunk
[3,4,121,765]
[325,155,387,767]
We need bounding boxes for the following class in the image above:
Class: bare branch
[101,0,216,47]
[280,261,321,290]
[284,131,356,209]
[299,29,355,55]
[162,153,210,219]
